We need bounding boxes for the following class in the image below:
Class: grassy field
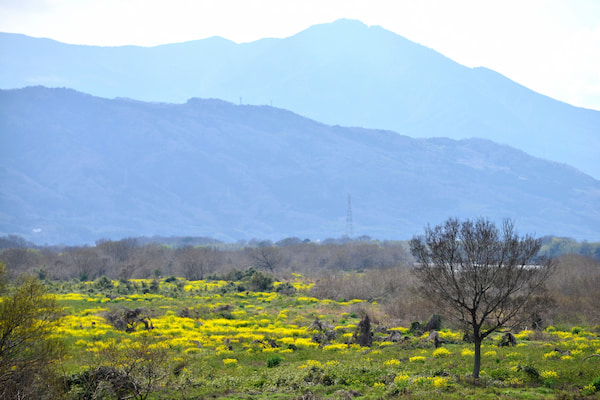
[49,275,600,399]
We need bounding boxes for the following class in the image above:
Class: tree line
[0,235,411,282]
[1,229,598,328]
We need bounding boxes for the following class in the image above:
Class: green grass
[50,277,600,399]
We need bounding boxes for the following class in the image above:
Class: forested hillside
[2,87,599,243]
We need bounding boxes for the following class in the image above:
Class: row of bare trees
[0,237,412,282]
[1,230,598,330]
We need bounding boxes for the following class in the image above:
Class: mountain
[1,19,599,179]
[1,86,599,244]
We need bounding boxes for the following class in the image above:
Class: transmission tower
[345,194,354,237]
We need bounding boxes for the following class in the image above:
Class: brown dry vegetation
[546,254,600,325]
[0,236,598,327]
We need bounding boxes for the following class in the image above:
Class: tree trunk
[472,337,482,378]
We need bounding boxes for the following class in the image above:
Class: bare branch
[410,217,554,379]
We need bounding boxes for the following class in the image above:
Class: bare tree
[249,245,282,273]
[409,217,554,378]
[96,237,138,263]
[68,247,105,281]
[176,246,221,280]
[130,244,174,278]
[0,248,42,275]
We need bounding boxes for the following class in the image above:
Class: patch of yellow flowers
[540,370,558,379]
[394,373,410,386]
[383,359,401,367]
[412,376,451,388]
[432,347,451,358]
[461,348,475,357]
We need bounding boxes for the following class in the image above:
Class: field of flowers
[50,275,600,399]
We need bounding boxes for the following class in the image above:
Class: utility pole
[345,194,354,237]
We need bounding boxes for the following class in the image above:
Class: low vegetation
[0,269,597,399]
[1,229,599,399]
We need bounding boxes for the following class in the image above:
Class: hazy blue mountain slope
[1,87,598,244]
[1,19,599,179]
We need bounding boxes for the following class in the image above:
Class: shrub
[275,282,297,296]
[0,268,64,400]
[267,355,282,368]
[95,275,114,290]
[103,306,152,332]
[591,376,600,392]
[488,368,512,381]
[517,364,540,382]
[247,271,274,292]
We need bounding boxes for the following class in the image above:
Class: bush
[247,271,274,292]
[103,306,152,332]
[517,364,541,382]
[267,355,282,368]
[588,376,600,392]
[276,282,297,296]
[0,265,64,399]
[69,335,171,400]
[95,275,114,290]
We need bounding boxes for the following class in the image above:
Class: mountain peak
[322,18,369,29]
[292,18,397,43]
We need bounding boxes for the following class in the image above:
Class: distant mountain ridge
[1,87,598,244]
[1,19,599,179]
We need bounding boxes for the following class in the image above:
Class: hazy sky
[1,0,599,110]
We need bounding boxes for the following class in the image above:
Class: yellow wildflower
[461,348,475,357]
[432,347,451,358]
[540,370,558,379]
[384,359,401,367]
[394,374,410,386]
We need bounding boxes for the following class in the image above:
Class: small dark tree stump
[498,332,517,347]
[352,315,372,347]
[424,314,442,332]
